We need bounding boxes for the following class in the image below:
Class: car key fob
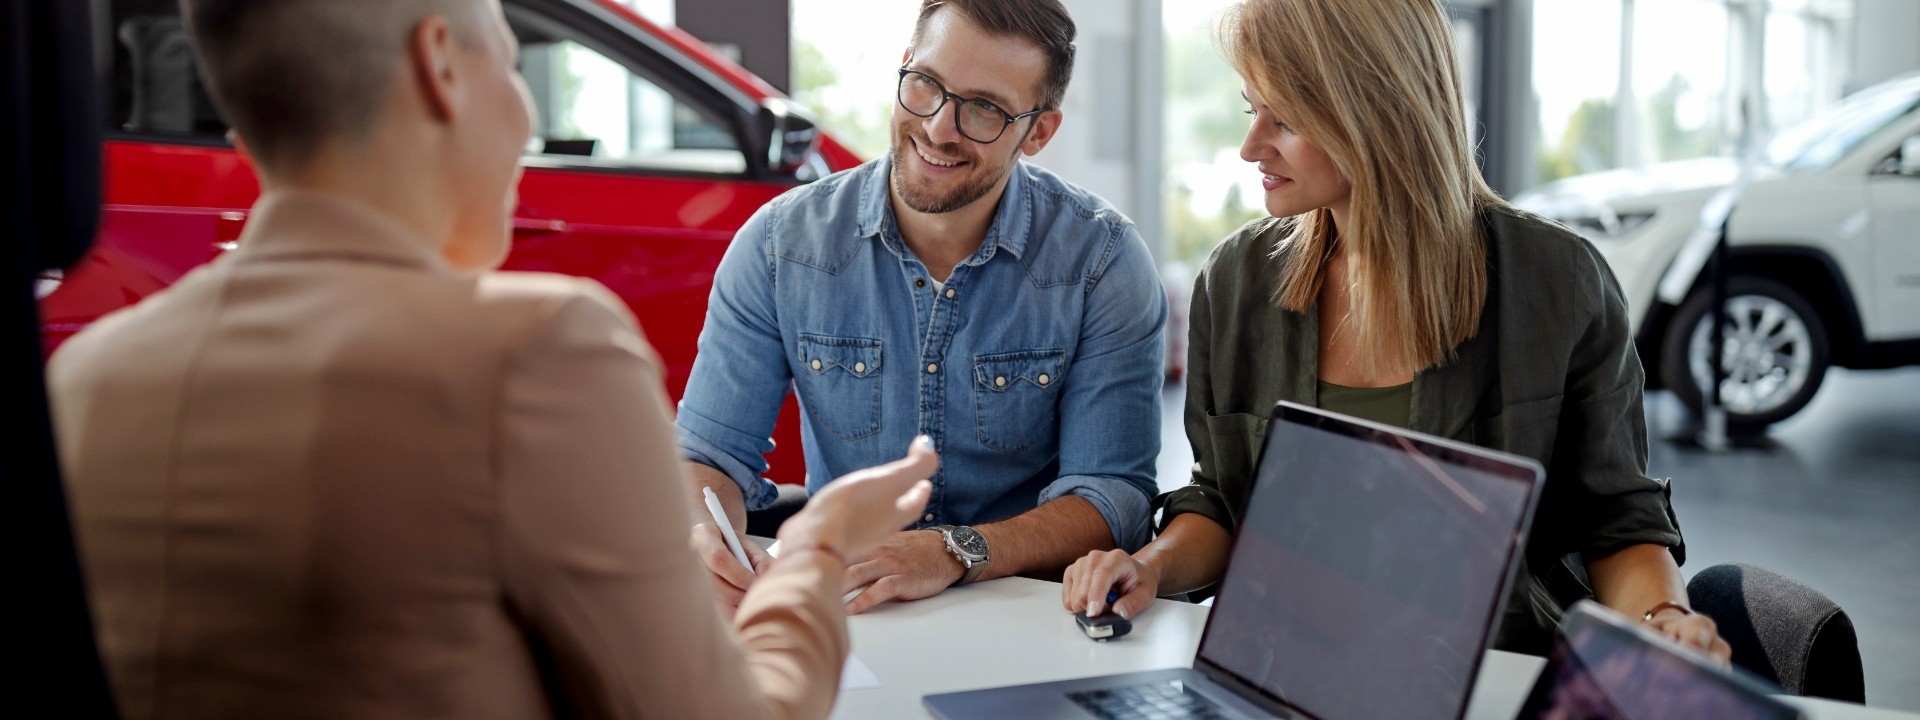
[1076,590,1132,641]
[1076,611,1132,641]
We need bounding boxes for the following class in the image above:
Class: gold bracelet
[1643,601,1692,622]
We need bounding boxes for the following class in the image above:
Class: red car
[40,0,862,484]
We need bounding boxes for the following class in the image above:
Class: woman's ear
[408,15,462,123]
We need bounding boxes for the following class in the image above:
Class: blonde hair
[1220,0,1504,380]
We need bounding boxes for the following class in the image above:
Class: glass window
[1632,0,1729,163]
[1532,0,1623,183]
[513,18,745,174]
[1451,13,1483,147]
[1765,10,1815,130]
[1767,75,1920,171]
[105,0,228,139]
[1160,0,1269,267]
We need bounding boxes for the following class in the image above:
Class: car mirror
[754,98,825,182]
[1901,135,1920,177]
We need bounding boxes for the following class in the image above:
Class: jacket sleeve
[1154,262,1238,534]
[494,282,848,720]
[1550,240,1685,564]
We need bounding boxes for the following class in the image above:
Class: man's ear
[409,15,461,123]
[1018,109,1064,157]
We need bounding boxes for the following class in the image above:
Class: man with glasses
[677,0,1167,614]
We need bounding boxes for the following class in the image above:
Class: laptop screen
[1194,404,1538,720]
[1516,601,1802,720]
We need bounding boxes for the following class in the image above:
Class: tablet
[1517,600,1804,720]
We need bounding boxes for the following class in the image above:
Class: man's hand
[691,522,775,615]
[841,529,965,614]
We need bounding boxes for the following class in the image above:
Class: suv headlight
[1562,210,1656,240]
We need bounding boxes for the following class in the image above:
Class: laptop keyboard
[1067,680,1231,720]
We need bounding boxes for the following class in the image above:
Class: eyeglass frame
[896,66,1046,145]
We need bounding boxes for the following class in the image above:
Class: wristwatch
[932,525,990,585]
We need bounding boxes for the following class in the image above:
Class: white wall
[1025,0,1165,261]
[1849,0,1920,93]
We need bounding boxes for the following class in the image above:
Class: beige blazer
[50,192,846,720]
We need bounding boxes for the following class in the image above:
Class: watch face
[951,527,988,558]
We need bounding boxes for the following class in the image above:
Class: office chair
[1688,563,1867,703]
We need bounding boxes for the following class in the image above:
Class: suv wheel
[1660,276,1830,429]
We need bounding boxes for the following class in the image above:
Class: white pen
[702,486,756,575]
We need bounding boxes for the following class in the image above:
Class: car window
[510,12,747,175]
[105,0,228,139]
[1768,76,1920,172]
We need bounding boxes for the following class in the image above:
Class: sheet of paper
[765,539,862,602]
[841,655,882,691]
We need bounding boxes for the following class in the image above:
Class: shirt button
[853,362,866,374]
[945,287,956,299]
[923,513,935,523]
[995,376,1007,388]
[1038,374,1051,386]
[810,359,823,371]
[915,278,927,288]
[926,363,940,374]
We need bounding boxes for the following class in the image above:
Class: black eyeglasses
[896,67,1044,144]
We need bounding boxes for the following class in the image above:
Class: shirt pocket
[796,334,884,442]
[972,349,1067,452]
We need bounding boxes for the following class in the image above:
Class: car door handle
[512,217,569,237]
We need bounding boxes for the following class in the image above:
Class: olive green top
[1158,206,1684,653]
[1316,381,1413,429]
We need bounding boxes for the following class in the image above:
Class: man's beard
[889,124,1019,215]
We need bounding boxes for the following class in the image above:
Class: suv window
[106,0,228,139]
[509,9,747,175]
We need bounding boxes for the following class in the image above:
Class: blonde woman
[1062,0,1731,661]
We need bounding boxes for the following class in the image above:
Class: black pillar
[2,0,120,716]
[675,0,791,94]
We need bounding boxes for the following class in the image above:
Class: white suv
[1517,72,1920,429]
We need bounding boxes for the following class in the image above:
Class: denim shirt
[675,156,1167,550]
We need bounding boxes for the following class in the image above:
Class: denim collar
[856,153,1034,266]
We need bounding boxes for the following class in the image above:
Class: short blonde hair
[182,0,482,172]
[1220,0,1503,380]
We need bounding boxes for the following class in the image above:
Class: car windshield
[1767,76,1920,171]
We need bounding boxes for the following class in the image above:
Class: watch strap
[958,553,987,584]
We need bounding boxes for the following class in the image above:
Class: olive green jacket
[1159,205,1685,652]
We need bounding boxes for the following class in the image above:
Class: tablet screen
[1516,602,1802,720]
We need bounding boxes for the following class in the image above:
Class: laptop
[1516,600,1805,720]
[924,401,1544,720]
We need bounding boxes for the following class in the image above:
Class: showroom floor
[1154,366,1920,711]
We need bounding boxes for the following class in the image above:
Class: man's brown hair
[911,0,1077,112]
[178,0,470,170]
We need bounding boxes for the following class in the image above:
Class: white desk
[829,576,1914,720]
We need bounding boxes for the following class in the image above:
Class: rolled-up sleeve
[675,203,791,511]
[1553,239,1685,564]
[1155,256,1236,534]
[1046,222,1166,551]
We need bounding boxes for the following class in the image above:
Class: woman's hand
[776,437,938,562]
[1062,549,1161,620]
[1646,607,1733,668]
